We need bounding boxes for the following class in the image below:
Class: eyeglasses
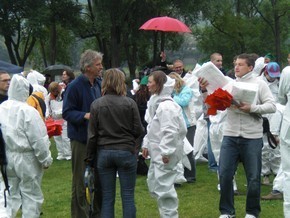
[0,79,10,83]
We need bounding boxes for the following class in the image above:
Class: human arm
[278,68,290,105]
[62,84,88,124]
[173,86,193,107]
[157,103,180,158]
[86,102,98,167]
[131,100,145,138]
[25,109,53,168]
[249,80,276,115]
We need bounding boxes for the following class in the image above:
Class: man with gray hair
[0,71,11,104]
[63,49,103,218]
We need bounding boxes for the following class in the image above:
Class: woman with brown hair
[86,68,144,218]
[142,70,187,218]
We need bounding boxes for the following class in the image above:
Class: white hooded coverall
[0,75,52,218]
[45,93,71,160]
[143,76,187,218]
[278,66,290,218]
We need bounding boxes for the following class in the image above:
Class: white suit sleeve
[25,109,53,168]
[156,103,180,157]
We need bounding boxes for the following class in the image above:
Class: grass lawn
[19,140,283,218]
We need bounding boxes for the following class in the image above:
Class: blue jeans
[206,118,218,171]
[97,149,137,218]
[219,136,263,217]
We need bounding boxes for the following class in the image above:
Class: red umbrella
[139,16,191,33]
[139,16,191,63]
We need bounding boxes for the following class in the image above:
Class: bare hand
[162,156,169,164]
[84,113,90,120]
[160,51,166,62]
[237,102,251,113]
[142,148,148,159]
[198,77,209,91]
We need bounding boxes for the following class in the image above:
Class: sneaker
[56,155,66,160]
[262,175,271,186]
[219,215,235,218]
[217,183,221,191]
[261,191,283,200]
[245,214,256,218]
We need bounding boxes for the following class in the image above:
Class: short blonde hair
[168,72,185,93]
[102,68,127,96]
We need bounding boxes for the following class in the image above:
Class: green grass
[17,140,283,217]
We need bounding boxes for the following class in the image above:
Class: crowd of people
[0,50,289,218]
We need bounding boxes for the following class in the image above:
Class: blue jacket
[172,85,193,127]
[63,74,102,144]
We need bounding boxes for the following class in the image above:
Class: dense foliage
[0,0,289,76]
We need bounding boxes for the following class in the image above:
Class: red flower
[205,88,233,115]
[45,118,63,138]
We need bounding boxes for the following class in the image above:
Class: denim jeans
[219,136,263,217]
[97,149,137,218]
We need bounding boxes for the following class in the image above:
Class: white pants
[174,162,186,184]
[53,121,71,159]
[261,135,281,176]
[194,119,207,161]
[281,137,290,218]
[273,164,284,192]
[7,152,44,218]
[147,162,179,218]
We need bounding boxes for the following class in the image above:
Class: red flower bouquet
[205,88,233,115]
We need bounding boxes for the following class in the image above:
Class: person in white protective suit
[142,71,187,218]
[46,82,71,160]
[0,74,53,218]
[26,70,48,97]
[258,62,282,185]
[278,65,290,217]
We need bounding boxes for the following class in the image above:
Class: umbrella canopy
[42,64,73,76]
[0,60,23,74]
[139,16,191,33]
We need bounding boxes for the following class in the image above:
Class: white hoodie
[143,76,187,169]
[0,74,52,167]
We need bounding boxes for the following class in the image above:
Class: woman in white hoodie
[142,71,187,218]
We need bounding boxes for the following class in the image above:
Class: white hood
[27,70,48,96]
[27,70,46,86]
[145,76,175,123]
[8,74,30,102]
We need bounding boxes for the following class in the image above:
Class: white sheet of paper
[195,62,232,93]
[224,81,258,105]
[231,82,258,104]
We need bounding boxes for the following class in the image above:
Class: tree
[193,0,289,69]
[0,0,45,66]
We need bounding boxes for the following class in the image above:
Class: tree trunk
[110,24,120,67]
[4,35,17,65]
[50,19,57,65]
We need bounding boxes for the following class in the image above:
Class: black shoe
[174,183,182,188]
